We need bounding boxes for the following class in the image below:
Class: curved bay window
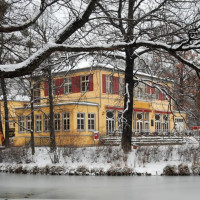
[136,112,143,133]
[155,114,161,132]
[134,112,150,133]
[106,110,115,135]
[162,114,169,132]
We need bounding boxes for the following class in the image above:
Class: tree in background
[0,0,200,154]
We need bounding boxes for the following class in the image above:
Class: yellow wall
[0,100,28,137]
[12,67,186,147]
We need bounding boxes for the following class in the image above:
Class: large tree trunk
[30,81,35,155]
[121,47,134,153]
[47,69,57,153]
[121,0,135,153]
[0,107,3,134]
[0,78,9,148]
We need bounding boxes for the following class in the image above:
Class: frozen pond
[0,173,200,199]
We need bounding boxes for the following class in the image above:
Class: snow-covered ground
[0,137,199,176]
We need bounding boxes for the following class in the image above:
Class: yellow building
[12,66,186,147]
[0,99,29,139]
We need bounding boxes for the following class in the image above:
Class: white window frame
[54,113,61,131]
[81,75,89,92]
[88,113,96,131]
[106,110,115,135]
[35,115,42,133]
[44,114,49,132]
[63,112,70,131]
[106,75,113,94]
[18,116,25,133]
[64,77,72,94]
[163,114,169,132]
[77,113,85,131]
[155,114,161,132]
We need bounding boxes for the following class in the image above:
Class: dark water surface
[0,173,200,199]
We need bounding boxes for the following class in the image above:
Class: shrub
[178,164,190,176]
[163,165,178,176]
[191,164,200,175]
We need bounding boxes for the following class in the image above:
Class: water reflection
[0,173,199,200]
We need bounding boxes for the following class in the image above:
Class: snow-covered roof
[15,101,98,109]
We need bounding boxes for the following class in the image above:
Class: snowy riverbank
[0,137,200,176]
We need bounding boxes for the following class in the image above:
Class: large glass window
[64,77,72,94]
[63,112,70,131]
[54,113,60,131]
[35,115,42,132]
[18,116,25,133]
[44,114,49,132]
[88,113,95,131]
[106,75,112,94]
[136,112,143,132]
[155,114,161,132]
[77,113,85,131]
[106,110,115,135]
[81,75,89,92]
[163,114,169,132]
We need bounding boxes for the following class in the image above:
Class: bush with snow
[163,165,178,176]
[178,164,190,176]
[191,164,200,175]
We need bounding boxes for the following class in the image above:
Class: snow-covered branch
[1,37,200,78]
[0,0,59,33]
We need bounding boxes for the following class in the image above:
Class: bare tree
[0,0,200,154]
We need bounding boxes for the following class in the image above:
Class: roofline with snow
[33,65,173,83]
[14,101,99,109]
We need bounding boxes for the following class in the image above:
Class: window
[18,116,25,133]
[54,113,60,131]
[77,113,85,131]
[106,75,112,94]
[155,114,161,132]
[35,115,42,132]
[106,110,115,135]
[26,116,31,132]
[119,77,124,95]
[64,77,72,94]
[88,113,95,131]
[163,114,169,132]
[63,112,70,131]
[155,89,160,100]
[136,83,144,99]
[81,75,89,92]
[44,114,49,132]
[33,82,40,104]
[136,112,143,132]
